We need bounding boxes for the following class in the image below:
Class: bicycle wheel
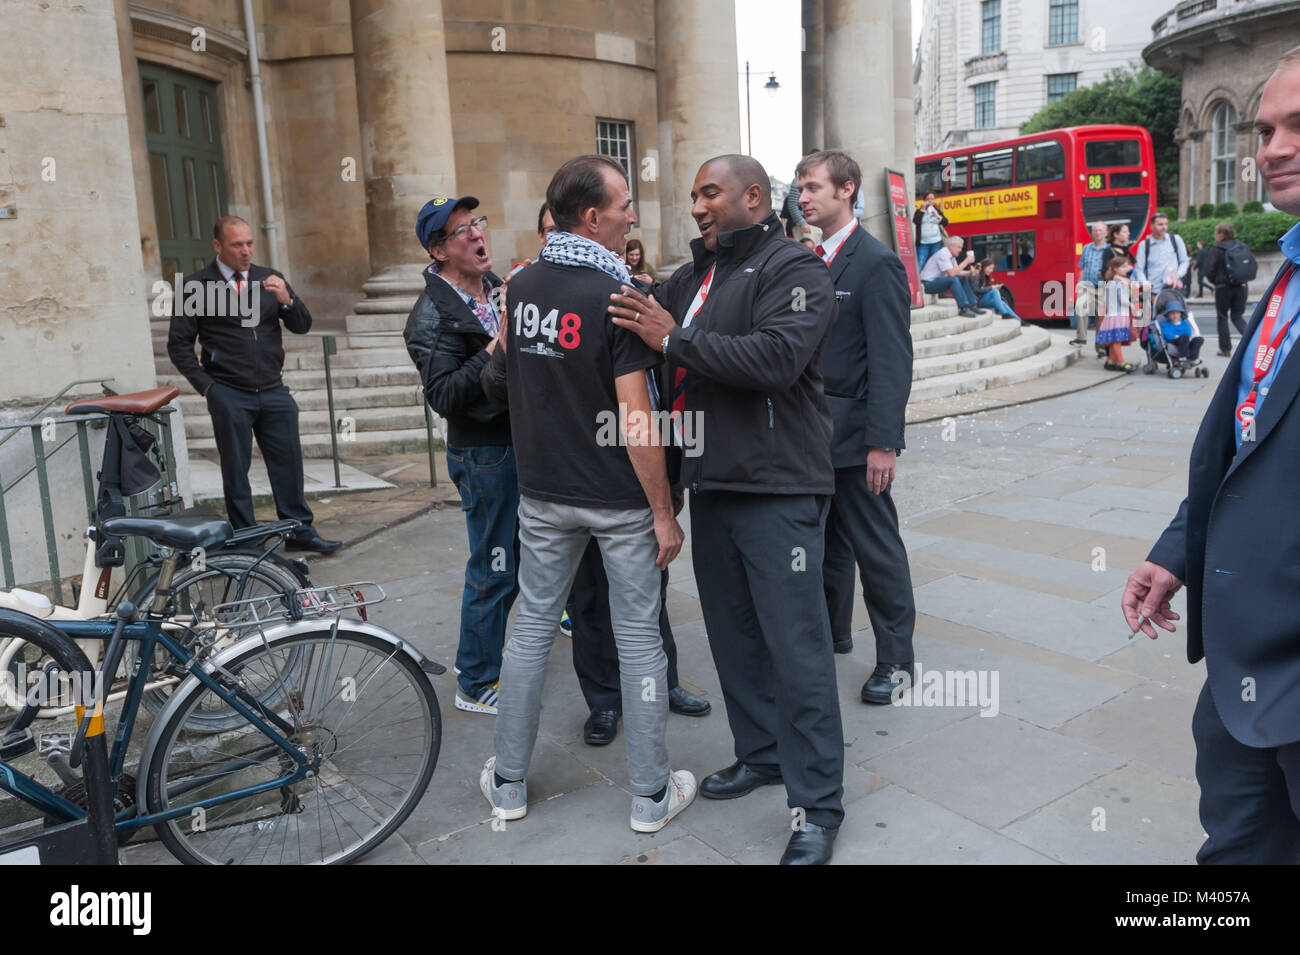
[144,628,440,865]
[132,553,306,729]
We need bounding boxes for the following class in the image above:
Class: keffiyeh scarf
[541,231,632,285]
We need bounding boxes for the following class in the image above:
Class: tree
[1020,65,1181,205]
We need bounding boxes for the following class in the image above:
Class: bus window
[943,154,969,192]
[1014,232,1035,269]
[971,232,1014,268]
[1085,139,1140,168]
[972,148,1013,189]
[1015,140,1065,183]
[1109,171,1143,189]
[916,159,945,196]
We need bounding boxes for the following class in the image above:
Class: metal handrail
[295,331,440,490]
[0,378,114,451]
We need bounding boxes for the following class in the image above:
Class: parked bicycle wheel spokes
[145,630,439,865]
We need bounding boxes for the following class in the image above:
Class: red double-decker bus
[914,125,1158,321]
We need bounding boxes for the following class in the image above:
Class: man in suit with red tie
[1123,46,1300,862]
[796,149,917,704]
[168,215,339,552]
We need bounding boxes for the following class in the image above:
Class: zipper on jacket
[766,397,774,429]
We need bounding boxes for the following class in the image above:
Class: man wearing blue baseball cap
[403,195,516,716]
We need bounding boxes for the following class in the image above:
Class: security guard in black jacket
[796,149,917,704]
[167,215,338,552]
[610,154,843,865]
[403,196,517,716]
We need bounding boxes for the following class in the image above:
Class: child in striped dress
[1096,256,1139,372]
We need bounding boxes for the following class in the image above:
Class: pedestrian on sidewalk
[1133,212,1189,303]
[167,215,340,553]
[1204,222,1257,355]
[913,190,949,271]
[1123,45,1300,864]
[1099,221,1134,274]
[796,148,919,705]
[1096,255,1139,372]
[1072,221,1108,344]
[477,155,696,834]
[404,196,516,716]
[609,154,844,865]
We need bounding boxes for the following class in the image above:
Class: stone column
[802,0,824,155]
[113,0,161,281]
[823,0,896,242]
[345,0,457,343]
[892,0,915,195]
[654,0,742,265]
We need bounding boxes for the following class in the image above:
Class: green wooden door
[139,64,228,278]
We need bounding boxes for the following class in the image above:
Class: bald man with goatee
[610,154,844,865]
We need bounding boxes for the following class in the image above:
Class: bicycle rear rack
[210,582,386,629]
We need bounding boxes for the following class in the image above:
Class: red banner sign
[885,168,924,308]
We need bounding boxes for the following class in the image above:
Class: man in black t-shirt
[477,155,697,834]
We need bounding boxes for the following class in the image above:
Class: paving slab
[1058,683,1200,782]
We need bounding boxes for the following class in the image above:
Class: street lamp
[743,61,780,156]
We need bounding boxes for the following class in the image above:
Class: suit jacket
[1147,260,1300,747]
[167,260,312,394]
[820,226,913,468]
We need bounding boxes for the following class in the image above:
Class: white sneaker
[456,682,499,715]
[480,756,527,820]
[630,769,697,833]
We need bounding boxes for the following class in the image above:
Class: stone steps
[187,427,434,458]
[912,315,1021,359]
[908,333,1079,403]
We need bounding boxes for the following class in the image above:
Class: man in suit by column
[168,215,340,552]
[1122,46,1300,863]
[796,149,917,702]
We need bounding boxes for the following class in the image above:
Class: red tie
[815,245,826,259]
[235,271,245,292]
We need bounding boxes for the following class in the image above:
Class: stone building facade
[913,0,1171,156]
[1143,0,1300,219]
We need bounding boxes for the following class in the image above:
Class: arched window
[1211,102,1237,205]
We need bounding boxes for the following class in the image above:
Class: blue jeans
[978,288,1022,322]
[916,242,942,271]
[446,444,520,696]
[923,275,976,308]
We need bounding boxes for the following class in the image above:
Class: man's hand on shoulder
[1122,560,1184,639]
[610,285,675,350]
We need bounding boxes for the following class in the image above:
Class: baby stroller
[1141,287,1210,379]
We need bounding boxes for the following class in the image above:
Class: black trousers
[1193,682,1300,863]
[1215,284,1249,353]
[690,490,845,828]
[823,466,916,664]
[205,382,314,530]
[567,538,679,712]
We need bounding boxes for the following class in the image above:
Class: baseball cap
[416,196,480,248]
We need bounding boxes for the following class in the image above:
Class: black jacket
[403,267,509,448]
[1147,260,1300,748]
[912,205,949,238]
[167,260,312,393]
[657,211,836,495]
[821,227,913,466]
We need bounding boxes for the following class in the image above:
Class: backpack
[1223,240,1258,286]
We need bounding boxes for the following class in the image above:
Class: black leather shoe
[833,636,853,654]
[780,822,838,865]
[668,685,712,716]
[861,661,914,705]
[285,530,342,554]
[700,760,783,800]
[958,307,977,317]
[583,709,619,746]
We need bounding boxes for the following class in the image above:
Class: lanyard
[1236,265,1296,427]
[684,264,715,328]
[822,223,857,266]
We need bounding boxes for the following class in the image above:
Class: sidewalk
[125,335,1222,865]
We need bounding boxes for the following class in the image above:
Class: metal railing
[302,331,440,490]
[0,382,179,602]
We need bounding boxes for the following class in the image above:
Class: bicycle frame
[1,615,310,834]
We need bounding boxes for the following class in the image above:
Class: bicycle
[0,511,443,864]
[0,386,312,723]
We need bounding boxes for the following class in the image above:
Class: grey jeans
[494,495,670,794]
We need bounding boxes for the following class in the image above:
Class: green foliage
[1198,202,1216,219]
[1242,200,1265,214]
[1157,205,1178,221]
[1214,202,1239,217]
[1170,211,1299,251]
[1020,64,1181,204]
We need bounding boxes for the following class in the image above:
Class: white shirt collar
[215,259,246,283]
[819,220,857,265]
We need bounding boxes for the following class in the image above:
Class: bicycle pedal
[0,728,35,759]
[38,732,72,756]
